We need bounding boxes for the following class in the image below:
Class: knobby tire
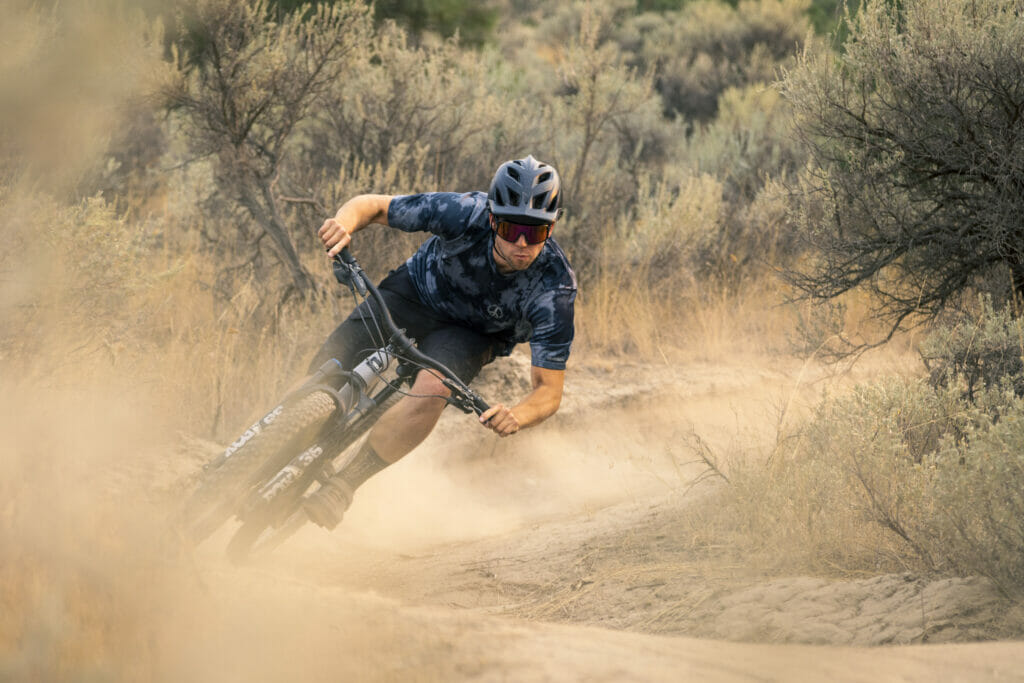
[181,390,338,545]
[225,388,404,563]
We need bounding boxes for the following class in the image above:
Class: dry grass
[577,263,811,363]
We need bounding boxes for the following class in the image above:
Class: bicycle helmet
[487,155,562,224]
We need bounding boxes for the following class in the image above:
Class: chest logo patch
[487,304,505,320]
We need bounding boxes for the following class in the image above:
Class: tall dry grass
[578,267,800,361]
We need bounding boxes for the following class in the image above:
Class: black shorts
[309,264,503,384]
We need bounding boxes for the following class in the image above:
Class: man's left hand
[480,403,521,437]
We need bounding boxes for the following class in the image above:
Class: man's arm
[480,366,564,437]
[320,194,394,257]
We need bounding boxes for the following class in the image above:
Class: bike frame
[234,247,491,515]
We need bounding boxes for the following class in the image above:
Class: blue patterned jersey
[387,191,576,370]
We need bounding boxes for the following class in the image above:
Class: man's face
[490,216,550,273]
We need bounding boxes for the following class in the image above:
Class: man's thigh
[416,325,501,385]
[309,265,451,373]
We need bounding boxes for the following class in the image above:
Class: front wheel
[179,390,338,545]
[224,387,405,562]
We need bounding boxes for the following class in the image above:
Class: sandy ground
[3,352,1024,681]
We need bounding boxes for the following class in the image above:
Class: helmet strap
[492,233,518,271]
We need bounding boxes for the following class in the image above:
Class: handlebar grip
[471,394,491,416]
[337,246,356,264]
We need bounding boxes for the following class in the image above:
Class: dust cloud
[0,348,804,681]
[0,353,703,681]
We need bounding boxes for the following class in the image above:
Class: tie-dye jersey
[387,191,576,370]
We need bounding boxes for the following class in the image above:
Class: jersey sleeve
[527,286,576,370]
[387,192,486,240]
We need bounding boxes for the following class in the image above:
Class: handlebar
[332,248,491,417]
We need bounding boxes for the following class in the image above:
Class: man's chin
[510,257,535,270]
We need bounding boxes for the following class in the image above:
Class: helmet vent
[506,167,521,181]
[508,190,521,206]
[537,171,552,184]
[532,192,548,209]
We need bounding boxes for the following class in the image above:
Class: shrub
[687,85,803,204]
[783,0,1024,346]
[164,0,372,296]
[683,84,807,278]
[373,0,497,47]
[920,297,1024,402]
[718,370,1024,596]
[305,24,523,193]
[542,2,681,276]
[926,399,1024,593]
[626,0,813,121]
[617,172,725,283]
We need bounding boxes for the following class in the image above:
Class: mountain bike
[178,247,491,562]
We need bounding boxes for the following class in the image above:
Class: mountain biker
[302,155,577,529]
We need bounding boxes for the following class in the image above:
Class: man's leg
[304,371,448,529]
[367,369,451,463]
[365,323,501,461]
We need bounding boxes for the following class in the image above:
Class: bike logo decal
[487,304,505,319]
[222,405,284,459]
[262,404,284,425]
[260,445,323,501]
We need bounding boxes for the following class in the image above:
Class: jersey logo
[487,304,505,320]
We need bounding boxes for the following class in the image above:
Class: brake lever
[332,254,368,296]
[447,395,477,415]
[444,381,491,416]
[331,257,353,287]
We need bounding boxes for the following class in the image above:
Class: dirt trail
[4,352,1024,681]
[174,352,1023,681]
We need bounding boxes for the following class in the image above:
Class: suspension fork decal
[258,443,324,503]
[221,404,284,460]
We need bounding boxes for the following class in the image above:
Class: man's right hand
[480,403,522,437]
[319,217,353,258]
[319,195,394,258]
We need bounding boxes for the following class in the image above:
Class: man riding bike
[303,155,577,530]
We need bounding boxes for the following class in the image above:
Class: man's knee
[409,370,451,411]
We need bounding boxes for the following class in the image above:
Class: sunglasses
[492,218,552,245]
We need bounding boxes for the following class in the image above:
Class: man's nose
[515,234,528,247]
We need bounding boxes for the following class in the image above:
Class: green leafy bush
[374,0,497,47]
